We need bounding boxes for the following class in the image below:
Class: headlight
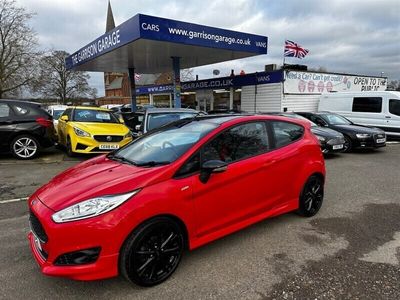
[316,135,326,142]
[356,133,371,139]
[73,127,90,137]
[124,131,132,139]
[52,190,140,223]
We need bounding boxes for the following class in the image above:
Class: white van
[318,91,400,137]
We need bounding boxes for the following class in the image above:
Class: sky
[17,0,400,96]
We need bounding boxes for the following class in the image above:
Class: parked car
[0,99,56,159]
[318,91,400,137]
[57,106,132,156]
[47,105,67,134]
[265,112,345,154]
[28,115,325,286]
[121,107,200,137]
[297,112,386,152]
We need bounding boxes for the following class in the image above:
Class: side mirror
[199,160,228,184]
[60,115,69,122]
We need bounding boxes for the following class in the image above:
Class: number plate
[376,138,386,143]
[99,144,119,150]
[332,144,344,150]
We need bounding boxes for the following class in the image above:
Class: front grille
[93,135,123,142]
[29,211,48,243]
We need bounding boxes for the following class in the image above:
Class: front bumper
[70,135,132,154]
[320,137,345,154]
[354,134,386,149]
[27,197,127,281]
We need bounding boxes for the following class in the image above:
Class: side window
[202,122,269,163]
[352,97,382,113]
[272,121,304,148]
[389,99,400,116]
[175,153,201,178]
[310,115,326,127]
[0,104,10,118]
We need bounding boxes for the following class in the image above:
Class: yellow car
[57,106,132,156]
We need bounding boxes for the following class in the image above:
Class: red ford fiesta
[28,115,325,286]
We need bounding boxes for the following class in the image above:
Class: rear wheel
[120,217,184,287]
[297,175,324,217]
[343,136,352,152]
[10,135,39,159]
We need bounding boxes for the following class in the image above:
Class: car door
[0,103,16,149]
[386,98,400,135]
[188,121,280,238]
[58,108,72,144]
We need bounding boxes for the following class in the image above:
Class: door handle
[385,116,391,119]
[263,160,276,168]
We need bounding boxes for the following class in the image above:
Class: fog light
[54,247,101,266]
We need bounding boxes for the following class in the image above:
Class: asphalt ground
[0,144,399,300]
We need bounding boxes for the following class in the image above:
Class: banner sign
[66,14,268,70]
[135,71,283,95]
[284,70,387,94]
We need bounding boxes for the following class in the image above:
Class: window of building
[352,97,382,113]
[271,121,304,148]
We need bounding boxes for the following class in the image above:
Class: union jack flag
[134,73,141,82]
[284,40,309,59]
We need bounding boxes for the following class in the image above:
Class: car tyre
[297,175,324,217]
[343,136,352,152]
[120,217,184,287]
[10,134,40,160]
[66,136,75,157]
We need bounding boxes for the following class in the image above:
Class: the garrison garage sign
[284,71,387,94]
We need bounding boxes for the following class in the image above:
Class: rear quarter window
[271,121,304,148]
[352,97,382,113]
[389,99,400,116]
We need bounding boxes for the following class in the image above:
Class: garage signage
[135,70,283,95]
[284,70,387,94]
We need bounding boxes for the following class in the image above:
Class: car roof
[69,106,111,111]
[0,99,41,106]
[47,105,68,110]
[144,108,198,113]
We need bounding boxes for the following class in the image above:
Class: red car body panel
[28,115,325,281]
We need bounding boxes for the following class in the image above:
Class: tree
[0,0,40,98]
[388,80,400,91]
[32,50,97,104]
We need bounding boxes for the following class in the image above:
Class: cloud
[16,0,400,96]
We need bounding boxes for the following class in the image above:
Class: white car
[47,105,68,134]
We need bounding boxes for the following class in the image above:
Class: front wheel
[66,136,75,157]
[11,135,39,159]
[343,136,352,152]
[120,217,184,287]
[297,175,324,217]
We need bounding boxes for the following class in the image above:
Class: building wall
[241,83,282,113]
[281,94,321,112]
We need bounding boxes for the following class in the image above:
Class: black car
[263,112,345,154]
[0,99,56,159]
[297,112,386,152]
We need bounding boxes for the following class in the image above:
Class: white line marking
[0,197,28,204]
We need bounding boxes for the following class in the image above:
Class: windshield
[113,121,218,165]
[73,109,120,123]
[322,114,352,125]
[53,110,64,119]
[147,112,198,131]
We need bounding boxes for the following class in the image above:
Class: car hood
[311,126,344,138]
[34,155,169,211]
[72,122,129,135]
[332,124,384,134]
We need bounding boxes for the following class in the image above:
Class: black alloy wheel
[343,136,352,153]
[11,135,39,159]
[66,136,75,157]
[120,217,184,287]
[298,175,324,217]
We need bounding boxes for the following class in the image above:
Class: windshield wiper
[135,161,171,167]
[107,153,137,165]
